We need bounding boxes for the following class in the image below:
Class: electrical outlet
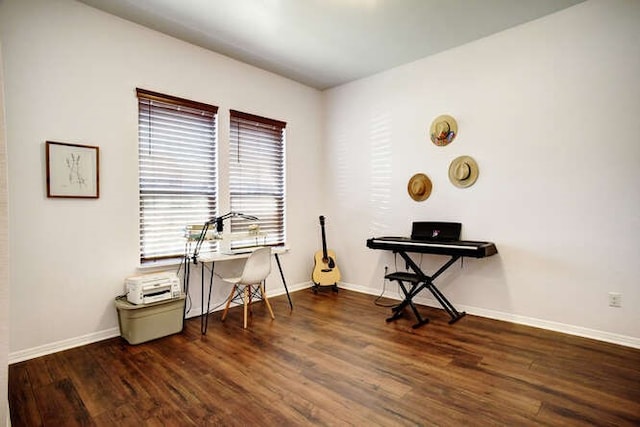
[608,292,622,308]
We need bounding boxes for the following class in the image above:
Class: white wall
[324,0,640,345]
[0,0,324,358]
[1,0,639,362]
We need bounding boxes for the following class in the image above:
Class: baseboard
[9,281,314,363]
[12,280,635,364]
[463,305,640,349]
[8,327,120,364]
[339,282,640,349]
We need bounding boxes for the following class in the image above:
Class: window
[229,110,286,249]
[137,89,218,262]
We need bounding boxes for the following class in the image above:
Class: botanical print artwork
[65,152,87,190]
[46,141,99,198]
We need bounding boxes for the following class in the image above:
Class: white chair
[221,247,275,328]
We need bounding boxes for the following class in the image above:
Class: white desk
[184,246,291,334]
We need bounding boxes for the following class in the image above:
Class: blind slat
[138,90,218,262]
[229,110,286,249]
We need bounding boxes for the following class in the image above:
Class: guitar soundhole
[323,257,335,268]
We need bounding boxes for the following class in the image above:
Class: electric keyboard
[366,236,497,258]
[366,224,498,328]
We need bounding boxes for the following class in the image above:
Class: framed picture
[46,141,100,198]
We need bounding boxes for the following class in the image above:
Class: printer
[125,271,181,305]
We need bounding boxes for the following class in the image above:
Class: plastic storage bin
[115,294,185,344]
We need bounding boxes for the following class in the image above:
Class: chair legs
[243,285,250,329]
[221,282,275,328]
[259,283,275,320]
[221,284,237,322]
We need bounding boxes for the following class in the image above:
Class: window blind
[229,110,286,249]
[137,89,218,262]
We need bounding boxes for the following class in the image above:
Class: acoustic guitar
[312,215,341,292]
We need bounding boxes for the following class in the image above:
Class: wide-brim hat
[407,173,433,201]
[449,156,479,188]
[430,114,458,146]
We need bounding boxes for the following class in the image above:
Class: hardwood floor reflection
[9,289,640,426]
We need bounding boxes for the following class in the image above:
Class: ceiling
[78,0,585,90]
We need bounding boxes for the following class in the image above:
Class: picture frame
[46,141,100,198]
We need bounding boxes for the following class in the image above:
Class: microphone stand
[191,221,211,265]
[191,212,259,264]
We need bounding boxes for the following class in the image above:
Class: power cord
[374,265,398,308]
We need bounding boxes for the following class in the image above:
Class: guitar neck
[321,223,329,259]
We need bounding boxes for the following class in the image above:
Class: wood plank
[32,379,94,426]
[57,345,129,416]
[8,363,43,427]
[8,289,640,425]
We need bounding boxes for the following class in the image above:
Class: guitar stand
[385,251,466,329]
[311,282,339,294]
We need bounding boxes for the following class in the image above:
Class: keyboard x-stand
[366,237,497,328]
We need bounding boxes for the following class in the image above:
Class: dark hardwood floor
[9,288,640,426]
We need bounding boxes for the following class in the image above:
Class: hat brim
[430,114,458,146]
[407,173,433,201]
[448,156,479,188]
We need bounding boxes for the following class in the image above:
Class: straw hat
[407,173,433,201]
[448,156,479,188]
[430,114,458,146]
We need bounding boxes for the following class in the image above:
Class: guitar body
[312,249,341,286]
[312,216,340,292]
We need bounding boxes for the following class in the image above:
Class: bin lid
[114,294,184,310]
